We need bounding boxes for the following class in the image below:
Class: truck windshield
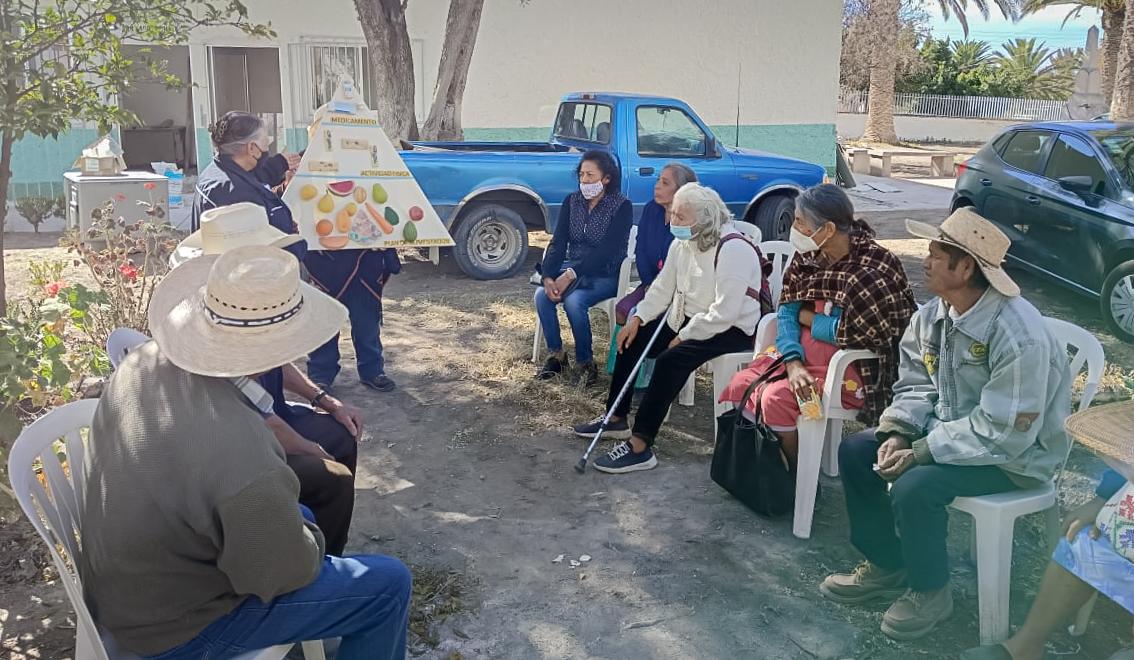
[554,102,612,144]
[1090,129,1134,191]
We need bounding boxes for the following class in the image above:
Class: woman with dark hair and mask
[535,149,633,386]
[721,183,917,466]
[193,111,306,260]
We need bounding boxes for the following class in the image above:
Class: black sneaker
[361,375,396,392]
[572,415,631,440]
[594,441,658,474]
[537,354,567,380]
[573,361,598,387]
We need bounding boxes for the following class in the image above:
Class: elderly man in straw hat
[963,401,1134,660]
[820,207,1072,641]
[170,202,364,556]
[79,245,410,660]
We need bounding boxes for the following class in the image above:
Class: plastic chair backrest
[756,241,795,308]
[734,223,762,243]
[1044,317,1104,413]
[8,399,108,660]
[107,328,150,370]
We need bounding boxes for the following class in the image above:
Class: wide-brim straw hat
[906,206,1020,297]
[1065,400,1134,468]
[148,245,346,377]
[171,202,302,268]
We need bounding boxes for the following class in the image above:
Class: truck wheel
[452,203,529,280]
[752,195,795,241]
[1101,260,1134,342]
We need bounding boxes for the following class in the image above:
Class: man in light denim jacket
[819,208,1071,642]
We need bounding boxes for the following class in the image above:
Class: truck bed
[406,140,574,154]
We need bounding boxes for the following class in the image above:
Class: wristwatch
[310,390,330,409]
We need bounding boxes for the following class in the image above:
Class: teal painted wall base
[7,127,100,200]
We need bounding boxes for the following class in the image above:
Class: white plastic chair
[7,400,327,660]
[710,241,797,434]
[532,227,636,365]
[106,328,150,370]
[949,317,1104,645]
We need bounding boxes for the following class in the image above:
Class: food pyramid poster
[282,77,455,251]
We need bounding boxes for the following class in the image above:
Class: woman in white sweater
[573,182,767,474]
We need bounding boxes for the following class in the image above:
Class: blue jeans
[308,280,384,385]
[533,273,618,364]
[144,555,411,660]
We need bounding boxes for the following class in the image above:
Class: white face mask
[580,181,605,200]
[790,226,829,254]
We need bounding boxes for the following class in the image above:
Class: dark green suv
[952,121,1134,341]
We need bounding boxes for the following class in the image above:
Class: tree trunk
[1111,0,1134,120]
[862,0,900,144]
[420,0,485,141]
[1102,6,1126,104]
[354,0,420,141]
[0,130,11,316]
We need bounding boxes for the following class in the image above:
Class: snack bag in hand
[797,389,823,420]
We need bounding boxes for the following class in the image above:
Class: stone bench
[868,149,955,178]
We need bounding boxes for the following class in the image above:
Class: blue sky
[926,5,1101,49]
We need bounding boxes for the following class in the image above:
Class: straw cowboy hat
[171,202,303,268]
[148,245,346,377]
[1065,400,1134,468]
[906,207,1020,297]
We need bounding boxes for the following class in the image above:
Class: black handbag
[711,356,796,517]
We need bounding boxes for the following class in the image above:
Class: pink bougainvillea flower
[113,192,127,202]
[44,281,67,297]
[118,263,140,282]
[143,182,156,190]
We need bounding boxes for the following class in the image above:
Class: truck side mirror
[706,135,719,158]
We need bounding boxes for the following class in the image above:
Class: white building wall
[187,0,841,167]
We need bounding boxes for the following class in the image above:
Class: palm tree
[996,38,1083,99]
[950,39,996,71]
[1021,0,1124,102]
[862,0,1020,143]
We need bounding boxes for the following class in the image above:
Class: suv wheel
[1101,260,1134,342]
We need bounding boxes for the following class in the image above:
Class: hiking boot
[537,354,568,380]
[594,441,657,474]
[572,361,598,387]
[819,561,908,605]
[881,587,954,641]
[572,415,631,440]
[361,374,397,393]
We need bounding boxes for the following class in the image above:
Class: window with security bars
[288,40,425,126]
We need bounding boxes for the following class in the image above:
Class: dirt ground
[3,207,1134,659]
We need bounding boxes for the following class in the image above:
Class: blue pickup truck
[402,92,827,279]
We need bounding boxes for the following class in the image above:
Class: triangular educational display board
[281,78,454,251]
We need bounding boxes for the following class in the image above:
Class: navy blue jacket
[305,249,401,302]
[634,201,674,286]
[193,154,307,262]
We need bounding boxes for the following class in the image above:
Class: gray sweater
[80,342,325,656]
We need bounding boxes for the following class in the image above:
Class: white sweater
[633,222,764,342]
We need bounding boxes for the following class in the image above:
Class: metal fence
[838,88,1071,122]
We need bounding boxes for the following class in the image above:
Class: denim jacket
[877,289,1071,487]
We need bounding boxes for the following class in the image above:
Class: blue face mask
[670,224,694,241]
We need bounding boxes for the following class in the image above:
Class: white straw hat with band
[906,206,1020,297]
[171,202,303,268]
[148,245,346,377]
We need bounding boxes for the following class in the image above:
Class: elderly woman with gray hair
[574,182,767,474]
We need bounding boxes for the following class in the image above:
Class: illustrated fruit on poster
[281,75,455,251]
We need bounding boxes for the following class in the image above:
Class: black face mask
[251,142,270,164]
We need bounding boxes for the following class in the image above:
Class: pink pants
[719,328,864,431]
